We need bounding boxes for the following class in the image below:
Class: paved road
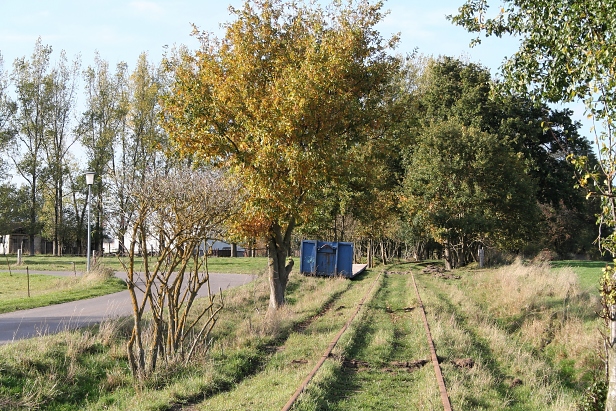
[0,271,255,345]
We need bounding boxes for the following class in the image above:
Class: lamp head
[85,171,95,185]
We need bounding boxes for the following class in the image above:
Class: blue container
[300,240,355,278]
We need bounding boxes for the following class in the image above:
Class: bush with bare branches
[119,167,242,379]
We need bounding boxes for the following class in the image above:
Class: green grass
[0,271,126,314]
[551,260,607,292]
[0,259,606,410]
[295,264,441,411]
[0,254,269,275]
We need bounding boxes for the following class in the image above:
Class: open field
[551,260,608,291]
[0,259,606,410]
[0,254,269,275]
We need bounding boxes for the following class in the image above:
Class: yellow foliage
[161,0,399,231]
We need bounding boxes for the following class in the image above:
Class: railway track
[284,268,453,411]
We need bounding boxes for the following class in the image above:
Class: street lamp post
[85,171,95,273]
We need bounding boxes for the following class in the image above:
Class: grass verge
[0,254,269,274]
[0,269,126,314]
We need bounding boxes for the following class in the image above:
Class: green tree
[78,53,129,254]
[451,2,616,406]
[0,53,15,179]
[414,57,597,257]
[0,184,29,253]
[9,38,53,255]
[41,50,80,255]
[403,120,538,269]
[162,0,399,309]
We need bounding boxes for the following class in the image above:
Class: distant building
[0,225,52,254]
[103,234,245,257]
[205,240,246,257]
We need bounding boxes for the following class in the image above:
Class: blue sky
[0,0,519,74]
[0,0,588,134]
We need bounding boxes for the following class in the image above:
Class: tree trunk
[443,240,453,271]
[231,242,237,258]
[267,219,295,310]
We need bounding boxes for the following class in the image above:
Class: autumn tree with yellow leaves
[161,0,400,309]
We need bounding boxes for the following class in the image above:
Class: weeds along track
[413,269,582,410]
[410,271,453,411]
[175,276,360,409]
[281,271,383,411]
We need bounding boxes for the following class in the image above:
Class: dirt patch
[452,358,475,369]
[505,376,523,388]
[422,265,445,274]
[385,306,416,313]
[388,359,429,372]
[342,358,429,374]
[291,359,309,365]
[422,265,460,280]
[342,358,371,372]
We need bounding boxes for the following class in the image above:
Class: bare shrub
[119,166,242,380]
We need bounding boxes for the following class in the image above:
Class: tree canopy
[401,57,597,263]
[161,0,400,309]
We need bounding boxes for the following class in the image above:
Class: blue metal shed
[299,240,355,278]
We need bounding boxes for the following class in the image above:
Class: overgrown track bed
[282,271,383,410]
[183,271,381,411]
[410,270,453,411]
[292,267,443,410]
[1,262,599,410]
[291,262,598,410]
[409,265,595,411]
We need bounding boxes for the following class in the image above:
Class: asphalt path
[0,270,255,345]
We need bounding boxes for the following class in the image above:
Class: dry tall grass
[478,259,579,316]
[470,259,602,374]
[423,259,604,409]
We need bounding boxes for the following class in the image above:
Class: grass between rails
[190,270,380,411]
[0,270,126,314]
[0,254,270,275]
[0,259,607,410]
[294,265,442,411]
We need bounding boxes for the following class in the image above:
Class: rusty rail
[281,271,382,411]
[411,271,453,411]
